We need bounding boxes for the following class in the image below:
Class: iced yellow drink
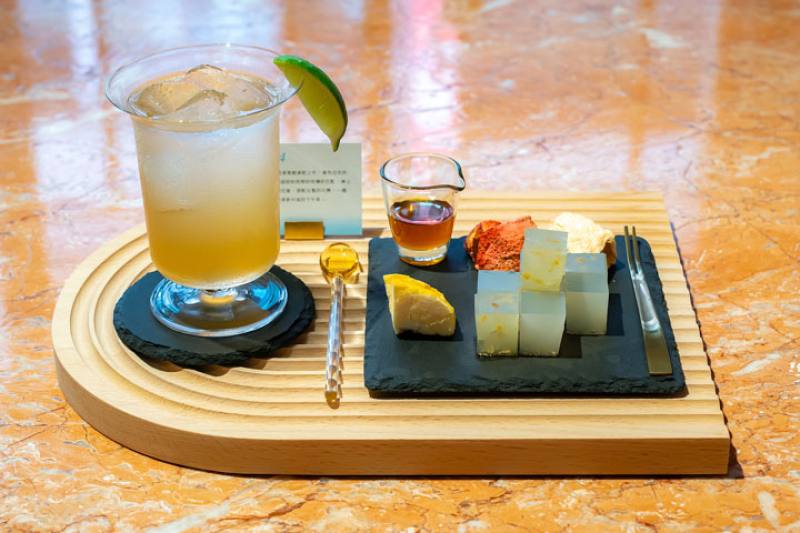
[129,65,281,289]
[106,44,346,337]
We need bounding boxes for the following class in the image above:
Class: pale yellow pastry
[551,212,617,267]
[383,274,456,337]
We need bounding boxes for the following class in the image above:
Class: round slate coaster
[113,266,315,367]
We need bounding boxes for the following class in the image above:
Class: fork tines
[623,224,673,376]
[623,225,640,275]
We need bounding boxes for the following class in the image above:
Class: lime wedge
[274,55,347,151]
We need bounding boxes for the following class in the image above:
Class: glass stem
[199,288,237,306]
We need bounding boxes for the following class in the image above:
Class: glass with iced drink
[106,45,299,336]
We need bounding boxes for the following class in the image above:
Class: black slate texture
[114,266,315,367]
[364,236,686,396]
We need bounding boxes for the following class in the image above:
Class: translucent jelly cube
[565,253,607,286]
[519,291,566,356]
[564,275,609,335]
[475,292,519,356]
[477,270,521,294]
[520,228,568,292]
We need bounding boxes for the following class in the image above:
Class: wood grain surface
[51,193,730,475]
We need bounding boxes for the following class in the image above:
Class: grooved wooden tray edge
[52,193,730,475]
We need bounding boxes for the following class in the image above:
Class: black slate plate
[364,236,686,396]
[114,266,315,367]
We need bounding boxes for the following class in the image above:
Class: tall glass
[380,153,466,266]
[106,44,299,337]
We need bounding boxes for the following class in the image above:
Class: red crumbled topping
[465,216,536,271]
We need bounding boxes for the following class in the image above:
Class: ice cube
[186,64,271,114]
[165,88,233,122]
[130,64,272,121]
[130,77,204,117]
[184,64,227,87]
[519,291,565,356]
[564,274,608,335]
[520,228,568,292]
[475,292,519,356]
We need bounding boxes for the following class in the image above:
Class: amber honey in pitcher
[387,199,455,251]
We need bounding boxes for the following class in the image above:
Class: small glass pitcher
[380,153,466,266]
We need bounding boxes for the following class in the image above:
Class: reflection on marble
[1,0,799,530]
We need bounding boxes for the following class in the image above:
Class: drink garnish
[273,55,348,151]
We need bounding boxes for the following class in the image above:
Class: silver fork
[624,226,673,376]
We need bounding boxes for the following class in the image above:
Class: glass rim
[104,43,301,125]
[379,152,466,192]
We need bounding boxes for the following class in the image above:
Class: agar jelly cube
[520,228,568,292]
[475,292,519,356]
[477,270,521,294]
[519,290,566,356]
[564,273,609,335]
[565,253,607,286]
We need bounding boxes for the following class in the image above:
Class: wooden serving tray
[52,192,730,475]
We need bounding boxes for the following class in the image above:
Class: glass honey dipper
[319,243,362,407]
